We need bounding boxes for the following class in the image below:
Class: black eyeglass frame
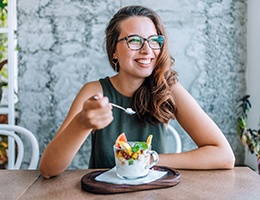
[117,34,164,51]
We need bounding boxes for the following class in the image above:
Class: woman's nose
[139,41,152,54]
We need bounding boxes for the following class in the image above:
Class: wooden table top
[1,167,259,200]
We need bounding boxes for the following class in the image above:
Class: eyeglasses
[117,35,164,51]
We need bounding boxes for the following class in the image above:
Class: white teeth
[137,59,151,64]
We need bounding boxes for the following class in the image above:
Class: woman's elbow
[221,150,236,169]
[39,159,61,179]
[227,154,236,169]
[41,173,52,179]
[223,158,235,169]
[39,164,54,179]
[40,166,60,179]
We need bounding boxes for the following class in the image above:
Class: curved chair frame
[0,124,39,169]
[167,124,182,153]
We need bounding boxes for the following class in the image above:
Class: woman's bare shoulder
[79,80,103,96]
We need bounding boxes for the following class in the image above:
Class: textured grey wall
[17,0,246,168]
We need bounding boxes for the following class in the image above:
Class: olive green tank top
[88,76,167,168]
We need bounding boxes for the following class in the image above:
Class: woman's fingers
[81,94,113,129]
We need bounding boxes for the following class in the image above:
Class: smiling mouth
[135,59,152,65]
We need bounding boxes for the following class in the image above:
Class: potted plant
[237,95,260,174]
[0,0,8,103]
[0,59,8,102]
[0,0,8,168]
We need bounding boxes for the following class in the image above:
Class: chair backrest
[0,124,39,169]
[166,124,182,153]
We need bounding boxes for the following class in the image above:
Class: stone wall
[17,0,247,168]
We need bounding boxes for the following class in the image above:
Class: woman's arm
[158,82,235,169]
[39,81,113,178]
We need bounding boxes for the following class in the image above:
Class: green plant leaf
[237,95,260,157]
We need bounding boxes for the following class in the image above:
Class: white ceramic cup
[113,142,159,179]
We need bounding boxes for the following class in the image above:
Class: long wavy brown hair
[106,5,178,124]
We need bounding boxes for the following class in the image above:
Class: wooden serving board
[81,166,181,194]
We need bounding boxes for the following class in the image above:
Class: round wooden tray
[81,166,181,194]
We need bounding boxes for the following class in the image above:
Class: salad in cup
[114,133,159,179]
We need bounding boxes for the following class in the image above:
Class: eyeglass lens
[127,35,163,50]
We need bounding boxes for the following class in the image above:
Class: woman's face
[114,16,160,79]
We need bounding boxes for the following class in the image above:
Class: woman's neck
[110,74,144,97]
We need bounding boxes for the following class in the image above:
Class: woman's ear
[113,54,117,60]
[113,50,118,59]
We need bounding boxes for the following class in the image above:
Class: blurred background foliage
[0,0,8,168]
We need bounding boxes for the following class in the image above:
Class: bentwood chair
[167,124,182,153]
[0,124,39,169]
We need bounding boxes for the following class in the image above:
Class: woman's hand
[79,92,114,130]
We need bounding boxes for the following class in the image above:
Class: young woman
[40,5,235,178]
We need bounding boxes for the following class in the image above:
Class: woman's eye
[150,37,158,43]
[129,38,141,43]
